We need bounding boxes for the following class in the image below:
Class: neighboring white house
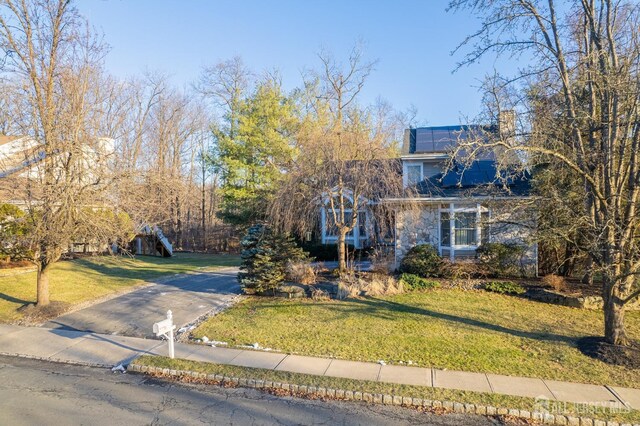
[318,115,538,274]
[0,135,115,180]
[0,134,173,257]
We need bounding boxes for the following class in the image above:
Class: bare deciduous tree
[196,56,252,140]
[111,73,211,250]
[450,0,640,345]
[270,48,405,272]
[0,0,130,306]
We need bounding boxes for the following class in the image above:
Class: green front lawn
[194,290,640,388]
[0,253,240,322]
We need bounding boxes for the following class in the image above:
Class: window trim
[438,203,490,258]
[321,207,369,248]
[403,162,423,187]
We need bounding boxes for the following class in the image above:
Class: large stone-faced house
[391,124,536,272]
[319,118,538,274]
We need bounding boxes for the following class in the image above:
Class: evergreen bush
[238,224,308,295]
[399,244,444,277]
[476,242,526,278]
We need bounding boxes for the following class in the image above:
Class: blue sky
[78,0,510,125]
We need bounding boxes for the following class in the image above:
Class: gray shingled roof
[414,160,531,198]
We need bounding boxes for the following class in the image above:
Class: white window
[324,211,354,237]
[439,204,489,248]
[324,210,368,239]
[405,163,423,186]
[454,212,477,246]
[320,191,370,248]
[358,213,367,238]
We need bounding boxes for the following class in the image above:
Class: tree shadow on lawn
[258,296,578,346]
[0,292,32,306]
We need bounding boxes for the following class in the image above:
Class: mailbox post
[153,310,176,359]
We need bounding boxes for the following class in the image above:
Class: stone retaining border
[128,363,639,426]
[524,288,640,311]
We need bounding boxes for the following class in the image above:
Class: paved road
[0,356,502,426]
[42,268,240,338]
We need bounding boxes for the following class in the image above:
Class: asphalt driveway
[41,267,240,338]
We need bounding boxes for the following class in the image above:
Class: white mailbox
[152,310,176,359]
[153,318,174,336]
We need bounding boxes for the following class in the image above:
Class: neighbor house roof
[0,135,23,146]
[0,136,37,201]
[0,136,116,179]
[0,136,42,178]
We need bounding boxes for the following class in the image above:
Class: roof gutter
[400,153,449,161]
[381,195,535,204]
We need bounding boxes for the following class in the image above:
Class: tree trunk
[559,243,576,276]
[581,257,593,285]
[603,286,628,346]
[337,231,348,273]
[201,176,207,251]
[37,263,51,306]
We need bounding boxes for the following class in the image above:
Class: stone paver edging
[129,363,639,426]
[162,343,639,411]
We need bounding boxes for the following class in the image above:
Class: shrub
[476,242,527,278]
[484,280,526,295]
[238,224,308,295]
[336,282,359,300]
[0,203,32,263]
[286,261,317,285]
[440,260,486,280]
[400,273,440,291]
[311,287,330,301]
[361,273,403,296]
[399,244,444,277]
[542,274,567,292]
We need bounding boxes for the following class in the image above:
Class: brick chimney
[498,110,516,140]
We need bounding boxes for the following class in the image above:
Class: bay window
[321,207,369,248]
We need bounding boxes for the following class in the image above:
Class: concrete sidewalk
[1,324,638,410]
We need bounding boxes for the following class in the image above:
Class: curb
[0,351,115,369]
[128,364,639,426]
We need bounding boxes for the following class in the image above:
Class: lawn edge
[129,357,639,426]
[7,264,239,326]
